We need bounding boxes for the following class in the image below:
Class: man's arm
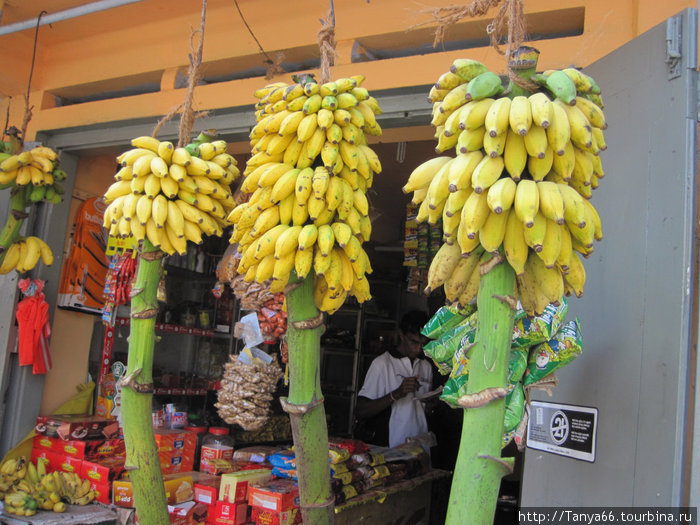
[356,377,421,419]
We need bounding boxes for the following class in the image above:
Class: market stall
[0,1,698,523]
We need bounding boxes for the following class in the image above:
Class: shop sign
[526,401,598,462]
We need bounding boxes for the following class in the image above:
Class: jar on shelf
[199,427,234,474]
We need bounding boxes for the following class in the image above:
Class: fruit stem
[0,186,29,264]
[445,251,516,525]
[121,238,169,525]
[285,273,335,525]
[505,45,540,98]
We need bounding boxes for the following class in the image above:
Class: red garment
[16,279,52,374]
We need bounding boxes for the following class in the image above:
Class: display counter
[334,469,450,525]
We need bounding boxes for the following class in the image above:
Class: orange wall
[0,0,694,142]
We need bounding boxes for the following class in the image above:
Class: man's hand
[393,376,420,399]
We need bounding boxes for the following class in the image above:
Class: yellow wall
[39,155,115,414]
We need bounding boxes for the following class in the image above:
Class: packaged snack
[424,312,478,375]
[512,299,567,349]
[233,446,283,463]
[271,466,297,480]
[421,303,475,340]
[268,450,296,469]
[503,383,525,432]
[524,318,583,386]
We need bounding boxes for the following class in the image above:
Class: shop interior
[58,136,523,521]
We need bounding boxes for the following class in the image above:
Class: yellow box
[113,473,194,508]
[218,469,272,504]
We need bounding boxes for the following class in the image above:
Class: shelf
[115,316,220,337]
[321,345,357,353]
[163,264,216,281]
[153,387,210,396]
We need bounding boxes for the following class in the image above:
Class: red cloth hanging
[16,279,52,374]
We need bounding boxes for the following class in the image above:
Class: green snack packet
[503,382,525,432]
[507,348,528,385]
[424,312,477,375]
[421,303,476,340]
[502,429,516,448]
[440,375,469,408]
[524,317,583,386]
[512,298,568,349]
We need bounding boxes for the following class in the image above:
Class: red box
[30,449,60,472]
[155,429,196,474]
[251,506,302,525]
[219,470,272,504]
[80,456,126,484]
[194,482,220,506]
[55,453,83,474]
[89,480,112,505]
[169,501,208,525]
[213,501,248,525]
[35,414,120,441]
[33,435,60,452]
[248,480,299,513]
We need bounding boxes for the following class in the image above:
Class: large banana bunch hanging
[405,59,605,316]
[227,75,383,314]
[103,135,240,253]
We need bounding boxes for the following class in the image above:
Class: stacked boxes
[155,428,197,474]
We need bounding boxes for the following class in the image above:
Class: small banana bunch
[228,75,382,313]
[0,145,67,204]
[103,134,239,254]
[407,57,606,315]
[0,457,77,516]
[0,236,53,274]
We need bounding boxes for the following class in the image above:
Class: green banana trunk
[0,186,29,263]
[121,239,169,525]
[445,252,516,525]
[285,274,335,525]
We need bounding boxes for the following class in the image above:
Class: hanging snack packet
[424,312,478,375]
[421,303,476,340]
[507,348,528,386]
[524,318,583,386]
[503,382,525,432]
[512,299,568,349]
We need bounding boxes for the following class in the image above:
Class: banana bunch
[103,134,240,254]
[228,75,383,314]
[0,236,54,274]
[407,58,606,315]
[0,145,67,204]
[0,457,72,516]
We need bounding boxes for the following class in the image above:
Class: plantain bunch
[227,75,383,314]
[0,144,67,204]
[103,134,239,254]
[404,57,606,315]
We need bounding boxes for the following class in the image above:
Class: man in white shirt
[356,311,433,448]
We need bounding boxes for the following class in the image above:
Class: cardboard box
[89,480,112,505]
[80,456,126,484]
[35,414,120,441]
[113,473,194,508]
[155,429,196,474]
[212,501,248,525]
[169,501,209,525]
[219,469,272,504]
[55,453,83,474]
[248,480,299,513]
[30,449,60,472]
[35,435,125,460]
[251,506,302,525]
[194,477,221,506]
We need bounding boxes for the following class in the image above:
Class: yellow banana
[509,95,532,136]
[486,176,516,214]
[513,179,539,227]
[503,210,528,275]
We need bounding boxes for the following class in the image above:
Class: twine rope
[19,10,47,146]
[415,0,539,90]
[317,4,337,85]
[178,0,207,148]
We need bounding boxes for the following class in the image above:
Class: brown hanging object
[17,10,47,147]
[265,52,287,80]
[317,5,337,85]
[152,0,209,143]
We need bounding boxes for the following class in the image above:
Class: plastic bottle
[199,427,234,474]
[185,425,208,471]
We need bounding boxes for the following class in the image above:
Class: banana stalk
[445,251,516,525]
[0,186,29,264]
[284,274,335,525]
[120,238,169,525]
[505,46,540,98]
